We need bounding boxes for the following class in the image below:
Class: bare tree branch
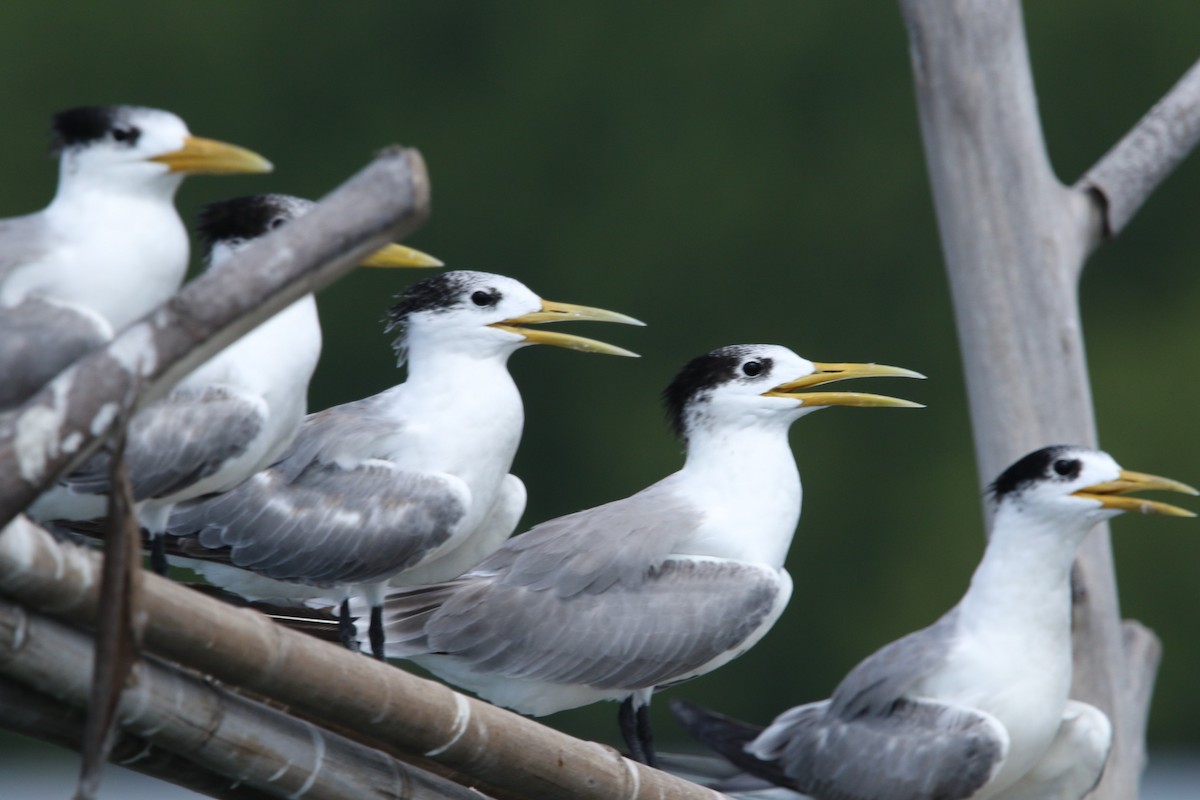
[77,408,143,800]
[1078,58,1200,240]
[0,146,431,527]
[0,597,490,800]
[898,2,1200,797]
[0,517,726,800]
[0,677,277,800]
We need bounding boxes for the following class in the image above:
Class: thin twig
[76,401,143,800]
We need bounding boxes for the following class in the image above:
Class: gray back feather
[479,480,703,597]
[0,297,109,408]
[63,386,265,500]
[379,496,782,690]
[829,608,960,719]
[167,402,468,587]
[747,696,1005,800]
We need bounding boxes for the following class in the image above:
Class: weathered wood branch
[0,146,431,527]
[1078,58,1200,242]
[77,415,142,800]
[0,676,276,800]
[0,517,727,800]
[0,597,486,800]
[898,2,1200,798]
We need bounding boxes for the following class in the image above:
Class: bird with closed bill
[0,105,272,408]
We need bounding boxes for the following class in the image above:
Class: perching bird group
[4,105,1194,800]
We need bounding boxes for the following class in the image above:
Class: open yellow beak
[763,361,925,408]
[490,299,644,357]
[359,243,443,269]
[1073,469,1198,517]
[150,135,273,175]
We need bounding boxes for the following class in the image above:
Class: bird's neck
[958,507,1091,642]
[672,422,801,567]
[54,159,184,208]
[387,348,525,472]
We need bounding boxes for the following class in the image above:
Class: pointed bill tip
[150,135,272,175]
[491,324,639,357]
[360,242,444,269]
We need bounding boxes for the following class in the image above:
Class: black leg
[338,599,358,651]
[636,701,658,768]
[369,604,385,661]
[149,536,168,576]
[619,696,657,765]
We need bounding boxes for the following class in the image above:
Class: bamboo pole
[0,676,286,800]
[0,598,488,800]
[0,516,726,800]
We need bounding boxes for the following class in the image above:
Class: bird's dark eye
[742,361,763,377]
[110,125,139,144]
[269,216,287,230]
[471,290,498,307]
[1053,459,1080,478]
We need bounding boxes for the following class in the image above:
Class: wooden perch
[0,677,276,800]
[0,516,727,800]
[0,600,485,800]
[899,2,1200,797]
[0,146,431,527]
[1078,58,1200,241]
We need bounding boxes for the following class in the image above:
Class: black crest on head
[662,345,758,440]
[197,194,310,257]
[51,106,135,151]
[384,271,478,362]
[988,445,1080,502]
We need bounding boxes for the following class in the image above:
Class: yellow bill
[360,243,443,269]
[490,298,643,357]
[150,135,273,175]
[1073,469,1198,517]
[763,361,925,408]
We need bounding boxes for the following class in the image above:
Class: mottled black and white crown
[198,194,315,259]
[52,105,177,153]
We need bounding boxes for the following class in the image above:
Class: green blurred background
[1,0,1198,761]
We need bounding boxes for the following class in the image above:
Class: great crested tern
[164,270,643,659]
[28,193,440,574]
[0,105,272,408]
[368,344,923,765]
[673,445,1196,800]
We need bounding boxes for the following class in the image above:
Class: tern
[0,105,272,408]
[28,193,440,573]
[673,445,1196,800]
[368,344,923,765]
[164,270,643,659]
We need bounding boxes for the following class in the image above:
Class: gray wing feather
[62,386,266,500]
[473,480,704,597]
[0,297,109,408]
[829,607,961,718]
[746,696,1006,800]
[385,556,782,690]
[167,410,469,586]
